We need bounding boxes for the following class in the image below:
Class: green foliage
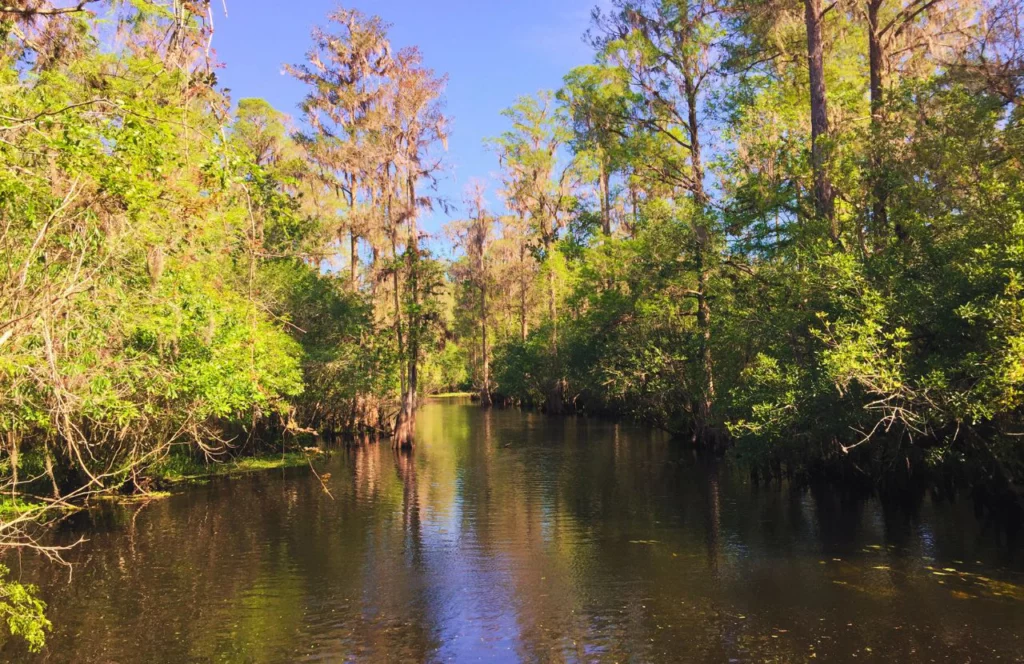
[493,328,556,406]
[481,0,1024,495]
[0,5,414,647]
[422,342,470,395]
[0,565,49,654]
[149,449,315,483]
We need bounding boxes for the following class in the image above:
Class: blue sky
[212,0,603,239]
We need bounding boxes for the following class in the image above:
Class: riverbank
[482,399,1024,526]
[148,449,327,486]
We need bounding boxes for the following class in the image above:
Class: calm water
[5,400,1023,662]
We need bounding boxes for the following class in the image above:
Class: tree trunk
[685,60,716,443]
[370,245,379,300]
[476,207,492,406]
[394,176,419,450]
[804,0,838,239]
[347,172,360,292]
[866,0,902,243]
[695,260,715,437]
[389,215,409,448]
[350,230,359,292]
[543,231,558,348]
[546,378,566,415]
[544,228,564,414]
[630,184,639,238]
[8,431,18,502]
[44,445,60,500]
[599,161,611,236]
[867,0,884,225]
[480,281,491,406]
[519,232,529,342]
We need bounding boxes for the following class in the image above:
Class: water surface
[5,400,1023,662]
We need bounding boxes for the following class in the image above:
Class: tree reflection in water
[3,400,1022,662]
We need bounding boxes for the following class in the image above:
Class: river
[4,399,1023,662]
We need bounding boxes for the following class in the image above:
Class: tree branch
[0,1,100,18]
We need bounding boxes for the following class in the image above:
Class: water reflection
[4,400,1023,662]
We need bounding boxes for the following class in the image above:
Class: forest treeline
[0,0,1021,651]
[451,0,1024,504]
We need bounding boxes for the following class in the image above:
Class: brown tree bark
[518,213,529,342]
[394,176,419,450]
[474,202,493,407]
[684,40,716,442]
[867,0,890,242]
[543,228,565,414]
[599,161,611,236]
[804,0,838,240]
[480,278,491,406]
[350,230,359,292]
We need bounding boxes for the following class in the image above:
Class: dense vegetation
[0,1,455,649]
[450,0,1024,504]
[0,0,1021,652]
